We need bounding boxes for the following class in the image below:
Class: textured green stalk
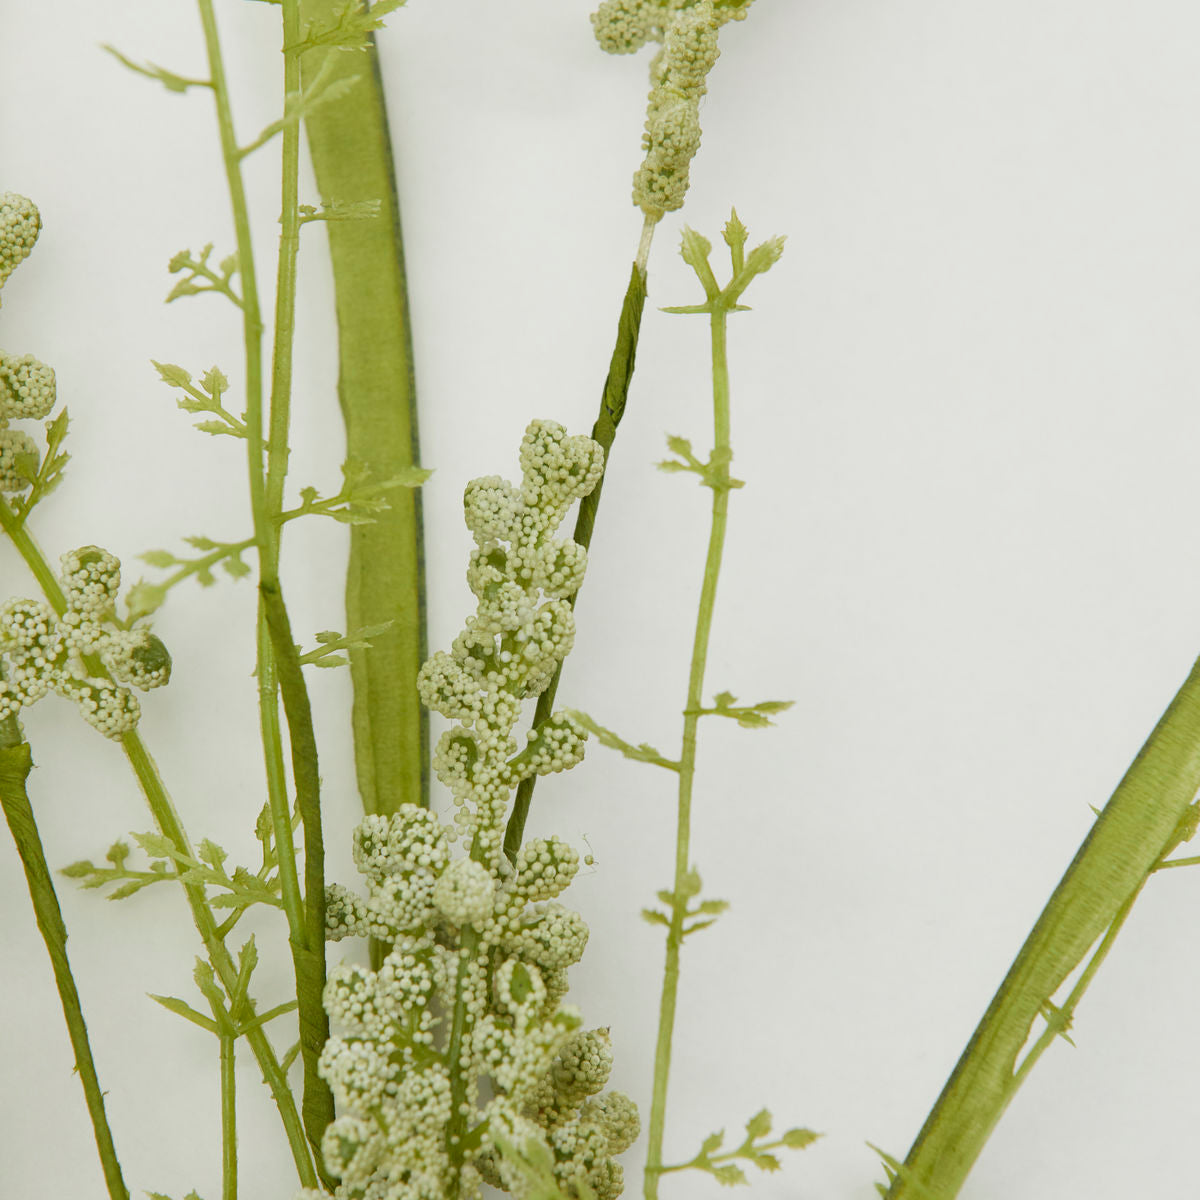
[298,0,427,819]
[643,311,731,1200]
[196,0,334,1157]
[220,1032,238,1200]
[0,723,130,1200]
[0,497,318,1186]
[262,580,333,1148]
[503,259,649,862]
[886,654,1200,1199]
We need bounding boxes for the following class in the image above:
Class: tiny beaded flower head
[0,193,41,301]
[590,0,756,218]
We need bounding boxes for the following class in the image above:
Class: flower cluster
[0,194,56,495]
[590,0,755,217]
[0,192,40,299]
[0,547,171,737]
[316,421,636,1199]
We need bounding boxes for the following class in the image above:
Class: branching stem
[643,310,732,1200]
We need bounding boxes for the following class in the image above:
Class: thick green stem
[220,1032,238,1200]
[299,0,428,822]
[0,723,130,1200]
[503,257,650,863]
[886,653,1200,1199]
[643,311,731,1200]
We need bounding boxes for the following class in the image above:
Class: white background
[4,2,1200,1198]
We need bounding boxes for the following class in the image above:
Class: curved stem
[643,311,731,1200]
[0,723,130,1200]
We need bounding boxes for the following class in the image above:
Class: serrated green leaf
[640,908,670,928]
[694,898,730,915]
[700,1131,724,1157]
[752,1153,780,1172]
[131,831,175,859]
[711,1163,747,1186]
[107,880,150,900]
[149,993,219,1036]
[313,654,348,668]
[200,367,228,397]
[680,869,702,898]
[656,460,689,473]
[781,1128,819,1150]
[141,549,178,568]
[194,420,242,437]
[61,860,97,878]
[713,690,736,707]
[255,804,273,845]
[125,580,168,621]
[222,557,252,579]
[105,840,130,866]
[198,840,227,871]
[745,1109,772,1139]
[666,434,694,458]
[152,361,192,388]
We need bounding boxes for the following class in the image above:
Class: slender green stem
[220,1032,238,1200]
[0,721,130,1200]
[885,654,1200,1199]
[1,508,317,1188]
[503,254,650,862]
[643,310,731,1200]
[196,0,333,1160]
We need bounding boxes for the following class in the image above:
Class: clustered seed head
[0,193,40,298]
[590,1,754,217]
[0,547,169,737]
[316,421,636,1199]
[0,353,56,422]
[0,427,38,494]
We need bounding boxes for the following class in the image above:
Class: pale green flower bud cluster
[316,422,636,1199]
[0,547,170,737]
[0,192,40,299]
[591,1,754,217]
[0,193,57,494]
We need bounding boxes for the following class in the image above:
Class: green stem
[0,722,130,1200]
[197,0,332,1161]
[262,579,333,1150]
[220,1032,237,1200]
[0,511,318,1187]
[503,256,650,863]
[885,654,1200,1199]
[643,310,731,1200]
[298,0,428,823]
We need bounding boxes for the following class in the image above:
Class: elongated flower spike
[316,421,637,1200]
[0,193,41,302]
[591,0,756,218]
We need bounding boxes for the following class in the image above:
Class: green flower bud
[0,352,56,421]
[0,193,40,298]
[0,427,38,492]
[60,546,121,617]
[104,628,171,690]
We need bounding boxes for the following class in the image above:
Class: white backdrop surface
[3,2,1200,1199]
